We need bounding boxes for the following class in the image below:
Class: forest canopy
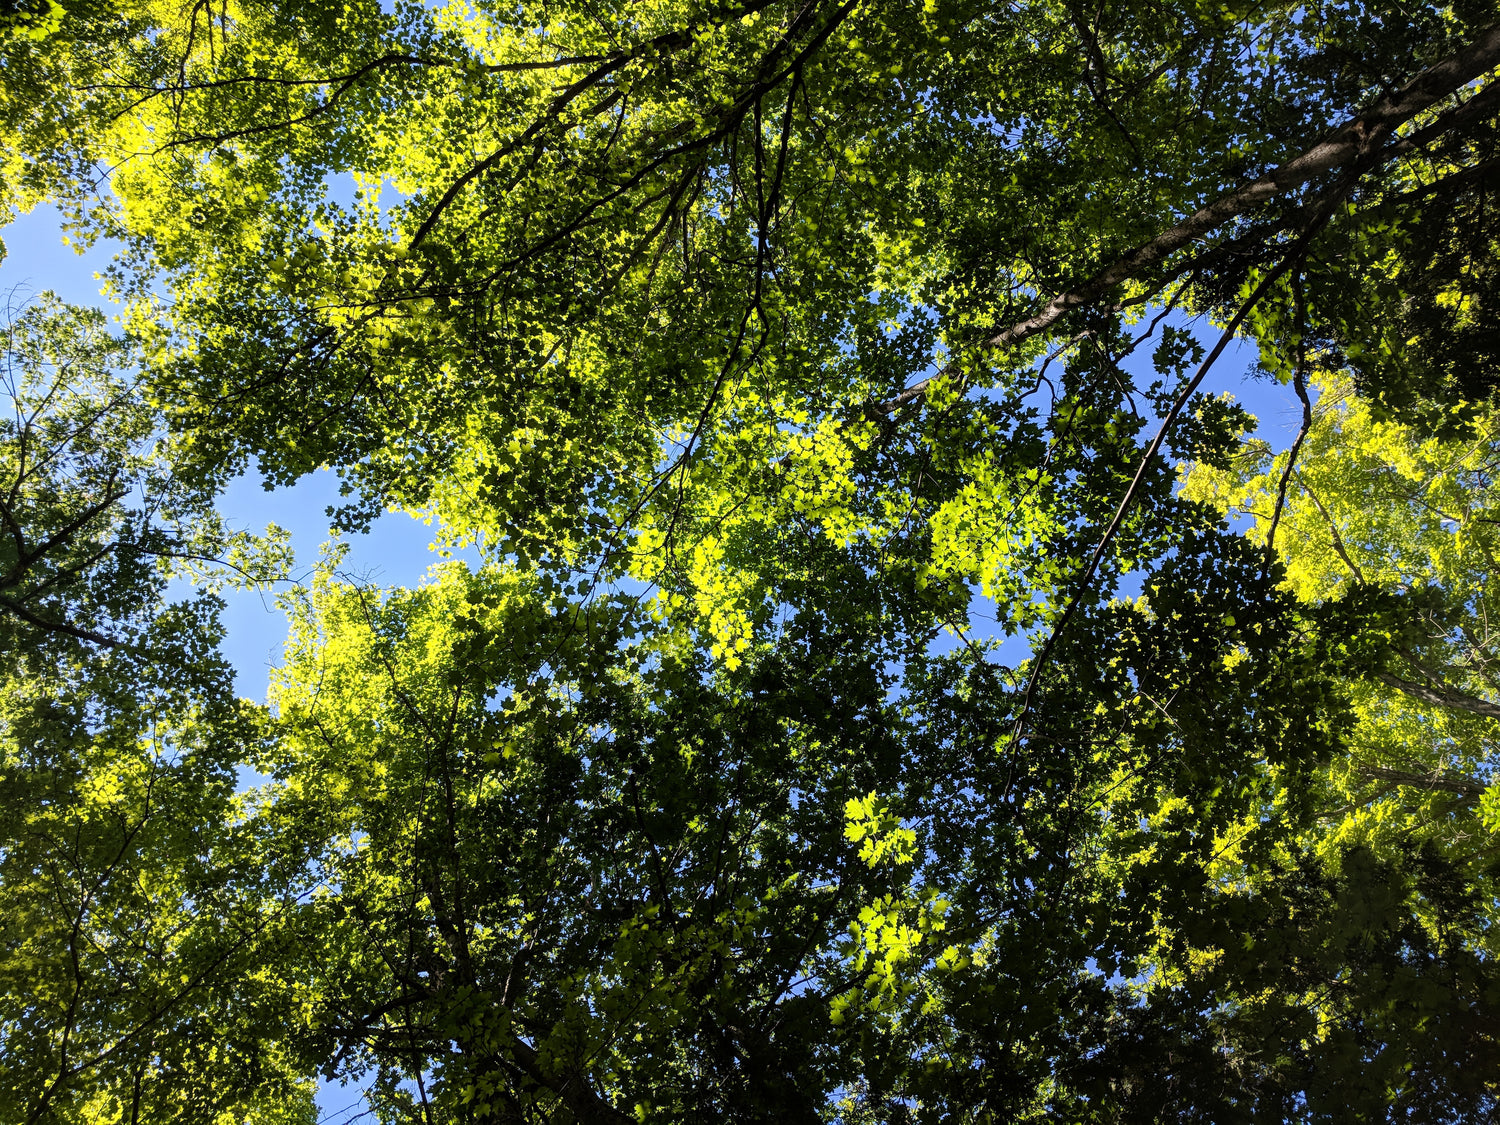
[3,0,1500,1120]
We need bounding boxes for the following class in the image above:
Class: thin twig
[1261,268,1312,577]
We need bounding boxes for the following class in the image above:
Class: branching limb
[869,26,1500,416]
[1296,473,1368,583]
[0,594,123,647]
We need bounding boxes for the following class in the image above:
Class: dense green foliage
[3,0,1500,1120]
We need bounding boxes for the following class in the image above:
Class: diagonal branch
[0,594,122,647]
[1358,765,1486,800]
[988,23,1500,352]
[1374,670,1500,719]
[0,486,128,592]
[407,0,850,254]
[403,43,666,250]
[142,54,442,154]
[1297,472,1368,584]
[1261,270,1312,575]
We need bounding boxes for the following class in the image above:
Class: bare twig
[1262,269,1312,574]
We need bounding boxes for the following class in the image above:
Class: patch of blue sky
[324,167,418,236]
[314,1071,381,1124]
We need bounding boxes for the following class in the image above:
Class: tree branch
[1261,271,1311,575]
[1009,250,1305,745]
[1374,670,1500,719]
[1358,764,1486,800]
[1296,472,1368,585]
[0,594,123,647]
[988,23,1500,352]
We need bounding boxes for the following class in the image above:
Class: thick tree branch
[1381,153,1500,208]
[1374,670,1500,719]
[0,594,122,647]
[0,485,128,592]
[990,24,1500,351]
[1358,765,1486,800]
